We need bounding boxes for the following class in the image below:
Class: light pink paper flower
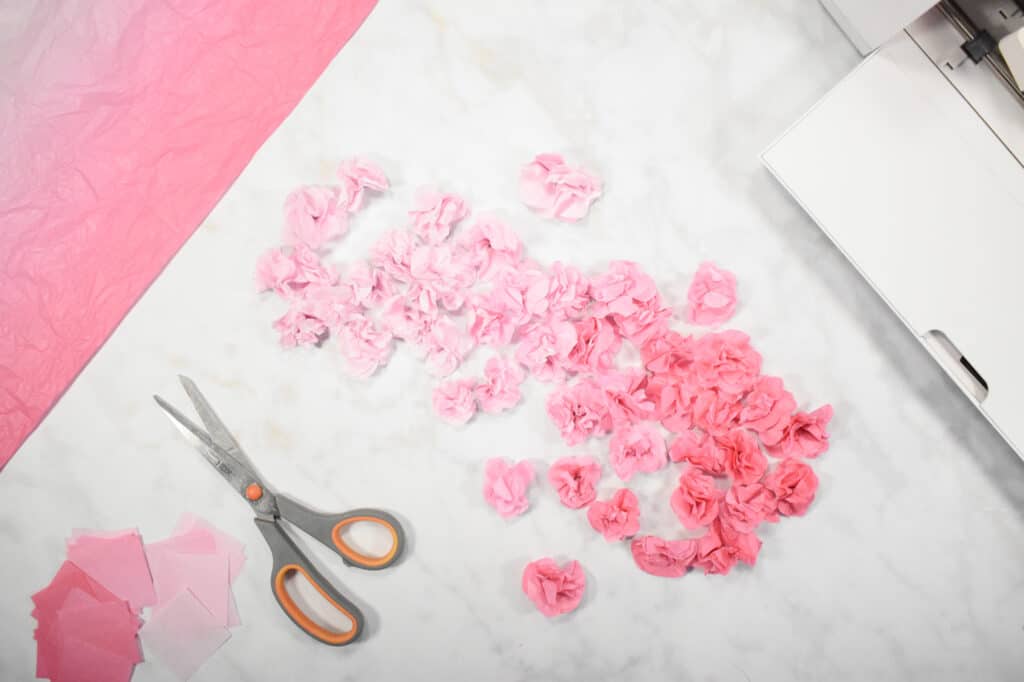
[687,261,737,326]
[272,302,328,348]
[719,483,773,533]
[423,317,474,377]
[691,389,741,435]
[515,319,577,383]
[336,157,389,212]
[467,292,521,347]
[379,295,436,345]
[546,262,591,318]
[298,284,359,330]
[589,261,670,344]
[601,369,655,427]
[546,380,613,446]
[524,262,591,319]
[694,520,761,575]
[566,316,620,374]
[408,188,469,244]
[608,424,667,482]
[521,558,586,617]
[519,153,601,223]
[256,246,338,296]
[457,215,522,279]
[337,314,393,378]
[692,330,762,396]
[765,405,833,459]
[547,456,602,509]
[641,330,696,378]
[739,376,796,446]
[474,356,525,414]
[645,374,699,433]
[370,229,416,282]
[668,430,725,476]
[763,459,818,516]
[283,185,347,250]
[716,429,767,485]
[670,467,722,529]
[483,458,534,519]
[345,261,395,309]
[630,535,698,578]
[432,378,477,425]
[587,489,640,541]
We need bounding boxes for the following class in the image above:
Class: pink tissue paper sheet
[140,589,232,681]
[0,0,379,470]
[66,529,156,612]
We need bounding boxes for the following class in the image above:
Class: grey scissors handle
[276,495,406,571]
[255,519,366,646]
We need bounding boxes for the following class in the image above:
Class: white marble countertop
[3,2,1024,680]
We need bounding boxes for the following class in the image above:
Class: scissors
[153,376,406,646]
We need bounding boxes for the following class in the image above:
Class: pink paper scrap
[66,529,157,612]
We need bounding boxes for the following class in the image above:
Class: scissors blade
[153,394,277,516]
[177,375,259,474]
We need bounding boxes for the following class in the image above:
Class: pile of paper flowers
[256,154,832,617]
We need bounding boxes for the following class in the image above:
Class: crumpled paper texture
[0,0,378,469]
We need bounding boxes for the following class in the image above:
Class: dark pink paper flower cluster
[258,156,834,602]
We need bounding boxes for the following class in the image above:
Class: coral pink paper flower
[739,376,795,446]
[694,520,761,575]
[483,458,534,519]
[432,379,478,425]
[687,261,738,326]
[587,489,640,541]
[514,319,577,382]
[719,483,774,533]
[691,389,741,436]
[641,330,695,377]
[630,535,698,578]
[283,185,348,250]
[336,157,389,212]
[668,430,725,476]
[474,356,526,413]
[763,459,818,516]
[408,188,470,243]
[337,314,393,378]
[670,467,722,529]
[608,424,667,482]
[519,153,601,223]
[546,380,613,446]
[644,374,699,433]
[521,558,586,617]
[765,405,833,459]
[547,456,602,509]
[692,330,762,396]
[716,429,767,485]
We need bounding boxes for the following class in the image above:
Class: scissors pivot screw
[245,483,264,501]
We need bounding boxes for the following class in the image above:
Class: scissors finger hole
[334,518,397,560]
[279,568,357,639]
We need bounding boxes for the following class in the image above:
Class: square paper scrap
[140,589,231,681]
[66,529,156,612]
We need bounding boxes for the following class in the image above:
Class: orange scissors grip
[272,564,361,646]
[331,515,401,569]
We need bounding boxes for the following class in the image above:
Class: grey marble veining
[2,1,1023,680]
